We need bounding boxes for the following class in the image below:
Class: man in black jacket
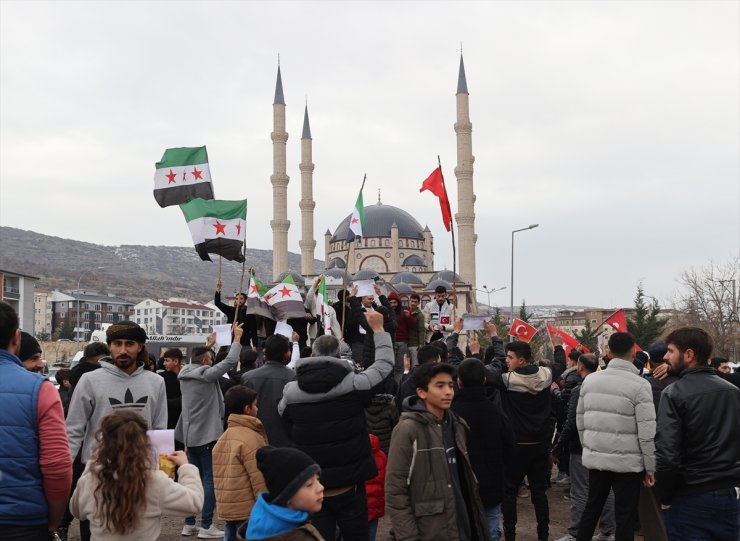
[214,279,258,349]
[452,358,514,541]
[346,283,395,368]
[656,327,740,540]
[485,326,567,541]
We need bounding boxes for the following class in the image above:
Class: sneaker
[563,493,571,501]
[555,535,576,541]
[181,524,198,536]
[552,471,567,483]
[198,525,225,539]
[56,527,68,541]
[555,474,571,487]
[592,535,615,541]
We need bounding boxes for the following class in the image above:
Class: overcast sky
[1,1,738,309]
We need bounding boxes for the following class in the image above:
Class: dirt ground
[64,480,619,541]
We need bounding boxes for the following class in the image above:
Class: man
[306,276,342,342]
[215,278,257,349]
[553,354,615,541]
[386,362,490,541]
[332,289,350,330]
[395,344,442,413]
[423,285,456,343]
[68,342,109,391]
[0,301,72,540]
[160,347,184,432]
[241,333,296,446]
[278,310,393,541]
[19,331,45,373]
[484,326,566,541]
[575,332,655,541]
[710,356,732,374]
[56,368,72,416]
[656,327,740,540]
[388,290,416,383]
[406,293,426,366]
[177,323,243,539]
[346,283,395,367]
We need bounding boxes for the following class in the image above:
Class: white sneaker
[555,535,576,541]
[198,525,224,539]
[181,524,198,536]
[592,535,615,541]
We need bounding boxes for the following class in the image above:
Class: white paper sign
[214,324,232,348]
[147,429,175,456]
[275,321,294,339]
[462,316,487,331]
[354,279,375,297]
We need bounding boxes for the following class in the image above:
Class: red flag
[420,167,453,232]
[547,324,591,358]
[602,309,642,351]
[509,318,538,343]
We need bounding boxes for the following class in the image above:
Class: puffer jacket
[576,358,656,473]
[213,414,267,521]
[365,393,398,455]
[655,367,740,504]
[366,434,387,522]
[385,396,490,541]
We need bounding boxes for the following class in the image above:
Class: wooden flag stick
[438,155,458,314]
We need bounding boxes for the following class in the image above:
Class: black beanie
[106,321,147,344]
[256,446,321,506]
[19,331,42,362]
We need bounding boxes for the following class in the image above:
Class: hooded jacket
[66,360,168,461]
[213,414,268,521]
[278,332,394,490]
[365,393,399,455]
[385,396,490,541]
[240,494,322,541]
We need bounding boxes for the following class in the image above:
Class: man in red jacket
[388,291,416,384]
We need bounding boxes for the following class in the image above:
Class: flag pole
[233,206,248,336]
[438,156,458,315]
[340,174,366,341]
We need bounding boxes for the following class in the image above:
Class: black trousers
[575,469,641,541]
[502,442,550,540]
[312,483,369,541]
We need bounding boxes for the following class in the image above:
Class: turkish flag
[509,318,538,343]
[420,167,453,232]
[602,309,642,351]
[547,324,591,358]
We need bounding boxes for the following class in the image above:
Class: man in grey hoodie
[177,323,243,539]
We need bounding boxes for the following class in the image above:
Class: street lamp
[476,285,507,314]
[510,224,539,337]
[76,267,104,349]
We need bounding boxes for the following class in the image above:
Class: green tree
[519,299,533,322]
[573,319,599,352]
[627,284,668,347]
[59,314,74,340]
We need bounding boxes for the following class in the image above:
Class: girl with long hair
[70,409,204,540]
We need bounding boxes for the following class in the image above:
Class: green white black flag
[154,146,215,208]
[180,198,246,262]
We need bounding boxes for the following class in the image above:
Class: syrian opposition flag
[247,274,273,319]
[420,166,453,232]
[347,177,366,242]
[509,318,538,343]
[154,146,215,208]
[264,274,306,321]
[547,324,591,359]
[316,276,332,334]
[180,198,247,262]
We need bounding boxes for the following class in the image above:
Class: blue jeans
[663,488,740,540]
[486,504,501,541]
[368,518,378,541]
[184,442,216,529]
[224,519,244,541]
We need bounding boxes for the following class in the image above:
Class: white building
[134,298,226,336]
[34,288,53,337]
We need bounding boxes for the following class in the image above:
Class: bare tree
[674,258,739,360]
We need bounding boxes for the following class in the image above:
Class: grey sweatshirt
[175,342,241,447]
[67,360,168,461]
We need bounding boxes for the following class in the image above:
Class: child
[239,446,324,541]
[365,434,387,541]
[385,362,490,541]
[70,410,203,540]
[213,385,268,541]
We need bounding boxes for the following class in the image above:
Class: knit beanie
[19,331,42,361]
[105,320,147,345]
[256,446,321,506]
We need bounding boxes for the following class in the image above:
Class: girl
[70,410,204,540]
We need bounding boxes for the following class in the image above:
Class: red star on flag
[279,286,292,297]
[192,167,203,180]
[250,284,259,294]
[351,218,358,224]
[166,170,177,184]
[213,221,227,235]
[235,221,242,236]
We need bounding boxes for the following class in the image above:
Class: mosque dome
[390,271,424,285]
[426,278,452,291]
[327,257,346,269]
[402,255,426,268]
[353,269,380,282]
[331,201,425,242]
[430,270,463,284]
[323,267,346,280]
[391,283,415,293]
[275,270,305,286]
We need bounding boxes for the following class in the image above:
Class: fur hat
[19,331,42,361]
[256,446,321,506]
[105,321,147,345]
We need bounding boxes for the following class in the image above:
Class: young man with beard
[215,278,258,349]
[407,293,426,366]
[656,327,740,540]
[423,285,456,343]
[388,290,416,383]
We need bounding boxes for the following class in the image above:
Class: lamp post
[510,224,539,337]
[476,285,507,314]
[76,267,104,350]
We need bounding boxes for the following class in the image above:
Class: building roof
[457,53,468,94]
[158,300,212,311]
[391,283,415,293]
[402,255,426,267]
[0,268,39,280]
[353,269,380,281]
[426,278,452,291]
[327,257,346,269]
[390,271,424,285]
[302,104,311,139]
[430,270,464,283]
[274,65,285,105]
[331,201,425,242]
[60,290,133,305]
[275,270,305,286]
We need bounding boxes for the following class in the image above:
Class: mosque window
[385,252,391,258]
[384,239,390,246]
[356,253,362,259]
[360,255,388,273]
[399,253,404,258]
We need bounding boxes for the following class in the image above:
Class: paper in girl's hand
[148,429,176,478]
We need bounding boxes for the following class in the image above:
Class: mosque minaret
[270,65,290,281]
[299,104,316,276]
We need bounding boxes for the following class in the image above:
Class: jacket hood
[99,359,146,379]
[245,492,309,540]
[504,365,552,394]
[296,357,351,393]
[227,413,266,434]
[387,291,401,303]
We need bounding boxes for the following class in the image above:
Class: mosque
[268,54,479,313]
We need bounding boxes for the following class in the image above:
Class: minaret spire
[299,103,316,276]
[454,52,477,288]
[270,62,290,280]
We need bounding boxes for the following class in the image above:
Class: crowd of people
[0,278,738,541]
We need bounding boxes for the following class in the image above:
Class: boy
[213,385,268,541]
[386,362,490,541]
[242,446,324,541]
